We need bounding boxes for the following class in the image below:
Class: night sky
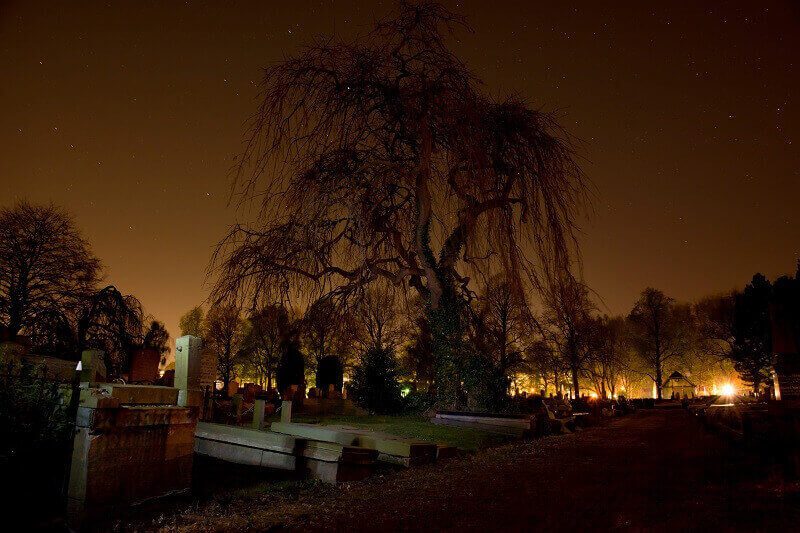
[1,1,798,341]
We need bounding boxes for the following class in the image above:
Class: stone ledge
[77,405,197,430]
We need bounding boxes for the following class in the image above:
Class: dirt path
[151,410,800,532]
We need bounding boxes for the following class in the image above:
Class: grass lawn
[278,414,515,451]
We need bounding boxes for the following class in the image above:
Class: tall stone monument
[175,335,217,418]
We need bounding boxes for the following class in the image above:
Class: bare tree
[211,2,586,405]
[540,274,597,398]
[354,282,404,352]
[204,305,245,394]
[694,292,737,360]
[241,304,292,390]
[627,288,694,399]
[0,201,102,337]
[302,297,357,372]
[588,315,628,398]
[470,276,532,389]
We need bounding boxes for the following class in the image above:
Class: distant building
[662,371,696,399]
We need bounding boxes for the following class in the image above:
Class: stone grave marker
[175,335,217,413]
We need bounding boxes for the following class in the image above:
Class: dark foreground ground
[132,409,799,532]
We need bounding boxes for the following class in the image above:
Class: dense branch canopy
[213,2,586,310]
[0,201,102,337]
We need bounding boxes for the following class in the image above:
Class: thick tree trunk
[655,365,663,400]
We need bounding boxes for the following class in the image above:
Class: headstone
[129,347,160,383]
[174,336,216,409]
[252,399,266,430]
[227,380,240,398]
[80,350,106,383]
[281,400,292,423]
[232,393,244,423]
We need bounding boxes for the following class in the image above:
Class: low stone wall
[67,385,197,527]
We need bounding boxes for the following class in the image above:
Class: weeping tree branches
[212,2,587,406]
[212,2,585,307]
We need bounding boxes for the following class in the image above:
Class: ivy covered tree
[212,2,586,408]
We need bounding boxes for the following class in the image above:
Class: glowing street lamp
[720,383,736,397]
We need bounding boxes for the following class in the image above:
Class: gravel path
[145,410,800,532]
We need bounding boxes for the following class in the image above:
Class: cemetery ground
[121,409,800,532]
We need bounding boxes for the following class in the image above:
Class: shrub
[460,350,510,412]
[0,358,73,458]
[0,357,74,515]
[349,346,404,414]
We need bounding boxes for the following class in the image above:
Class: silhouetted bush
[0,357,74,516]
[402,389,435,414]
[349,346,404,414]
[460,351,510,412]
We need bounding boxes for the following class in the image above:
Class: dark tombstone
[129,347,160,383]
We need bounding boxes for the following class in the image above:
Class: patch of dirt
[125,411,800,532]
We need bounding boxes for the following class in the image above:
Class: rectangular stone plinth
[67,399,197,527]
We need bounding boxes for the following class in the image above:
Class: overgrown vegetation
[0,358,72,458]
[0,357,74,514]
